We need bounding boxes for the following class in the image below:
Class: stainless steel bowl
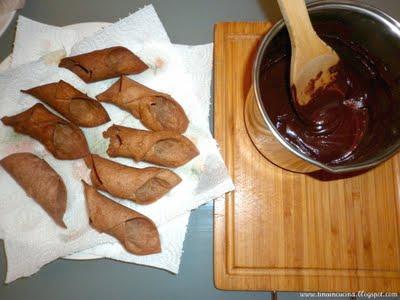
[249,0,400,173]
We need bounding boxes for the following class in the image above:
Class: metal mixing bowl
[252,0,400,173]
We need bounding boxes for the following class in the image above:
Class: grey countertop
[1,1,400,300]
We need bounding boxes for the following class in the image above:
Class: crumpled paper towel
[11,15,77,67]
[0,5,234,283]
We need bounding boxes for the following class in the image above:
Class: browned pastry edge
[103,124,199,168]
[82,181,161,255]
[59,46,148,83]
[1,103,89,160]
[22,80,110,127]
[1,152,67,228]
[85,154,182,204]
[96,76,189,133]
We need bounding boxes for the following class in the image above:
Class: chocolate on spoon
[277,0,342,107]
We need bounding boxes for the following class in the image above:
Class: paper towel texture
[12,15,77,67]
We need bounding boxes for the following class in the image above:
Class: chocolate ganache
[259,22,399,166]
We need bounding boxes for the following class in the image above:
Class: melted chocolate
[259,23,399,166]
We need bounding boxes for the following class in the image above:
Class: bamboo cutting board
[214,22,400,292]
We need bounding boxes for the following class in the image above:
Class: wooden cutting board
[213,22,400,292]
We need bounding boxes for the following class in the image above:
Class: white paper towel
[0,5,233,283]
[11,15,77,67]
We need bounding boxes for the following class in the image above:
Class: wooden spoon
[277,0,340,106]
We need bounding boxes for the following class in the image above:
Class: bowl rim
[253,0,400,173]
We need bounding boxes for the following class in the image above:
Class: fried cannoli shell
[85,154,182,204]
[22,80,110,127]
[82,181,161,255]
[1,104,89,160]
[96,76,189,133]
[103,125,199,168]
[59,47,148,83]
[1,153,67,228]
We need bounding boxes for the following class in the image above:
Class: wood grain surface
[213,22,400,292]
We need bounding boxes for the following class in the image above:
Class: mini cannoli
[96,76,189,133]
[1,153,67,228]
[103,125,199,168]
[85,154,182,204]
[59,46,148,83]
[1,104,89,160]
[22,80,110,127]
[82,181,161,255]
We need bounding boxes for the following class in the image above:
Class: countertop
[1,1,400,300]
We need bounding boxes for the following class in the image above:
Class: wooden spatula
[277,0,340,106]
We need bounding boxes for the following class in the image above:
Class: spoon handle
[276,0,318,49]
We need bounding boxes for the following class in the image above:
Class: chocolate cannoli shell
[85,154,181,204]
[82,181,161,255]
[1,103,89,160]
[22,80,110,127]
[103,125,199,168]
[1,153,67,228]
[96,76,189,133]
[59,47,148,83]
